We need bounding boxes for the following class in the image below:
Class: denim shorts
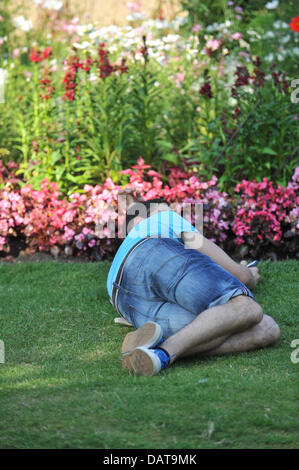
[113,237,255,339]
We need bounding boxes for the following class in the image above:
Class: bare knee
[232,295,264,325]
[250,314,280,349]
[262,315,280,346]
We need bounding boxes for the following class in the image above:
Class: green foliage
[0,1,298,194]
[181,0,227,29]
[0,0,13,57]
[125,60,165,166]
[212,77,299,189]
[244,1,298,77]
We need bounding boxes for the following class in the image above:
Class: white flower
[264,31,275,38]
[239,38,250,49]
[155,19,170,30]
[13,16,33,32]
[281,35,290,44]
[155,55,167,66]
[265,53,274,61]
[265,0,279,9]
[206,24,217,32]
[170,16,187,31]
[88,73,98,83]
[228,97,238,107]
[88,30,102,40]
[247,30,260,37]
[126,12,147,22]
[77,24,94,36]
[162,34,180,44]
[243,86,254,94]
[73,41,91,50]
[34,0,63,10]
[273,21,289,29]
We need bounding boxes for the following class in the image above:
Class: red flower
[98,44,115,79]
[290,16,299,32]
[42,46,53,59]
[30,49,42,62]
[79,55,94,72]
[30,47,53,62]
[252,68,265,89]
[232,107,240,119]
[200,82,212,99]
[62,55,82,101]
[231,65,250,96]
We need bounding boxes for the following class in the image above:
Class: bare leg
[161,295,264,364]
[180,314,280,358]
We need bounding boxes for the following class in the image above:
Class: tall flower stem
[65,101,70,170]
[103,79,110,177]
[33,64,40,141]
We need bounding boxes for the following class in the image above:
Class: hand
[240,260,260,289]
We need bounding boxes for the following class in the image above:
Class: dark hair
[125,198,168,234]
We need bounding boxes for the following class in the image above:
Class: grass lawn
[0,259,298,449]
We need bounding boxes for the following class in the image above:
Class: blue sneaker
[123,346,170,376]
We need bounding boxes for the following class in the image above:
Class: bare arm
[181,231,259,290]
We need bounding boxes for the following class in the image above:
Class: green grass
[0,259,298,449]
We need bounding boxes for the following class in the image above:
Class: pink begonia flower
[82,227,92,235]
[75,233,85,243]
[175,73,185,84]
[13,214,23,225]
[62,18,79,35]
[0,239,6,252]
[62,210,76,223]
[64,227,75,241]
[239,51,250,59]
[192,24,202,32]
[126,2,141,12]
[231,32,243,40]
[88,239,96,248]
[13,48,21,58]
[0,219,8,233]
[205,38,222,51]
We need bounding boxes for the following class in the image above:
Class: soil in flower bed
[0,236,91,264]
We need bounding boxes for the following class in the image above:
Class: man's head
[125,198,169,235]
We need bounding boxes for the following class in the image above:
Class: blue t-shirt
[106,210,199,299]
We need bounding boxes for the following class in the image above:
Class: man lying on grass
[107,195,280,376]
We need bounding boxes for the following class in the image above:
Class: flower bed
[0,158,298,262]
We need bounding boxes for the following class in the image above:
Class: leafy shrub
[233,168,299,258]
[0,158,298,261]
